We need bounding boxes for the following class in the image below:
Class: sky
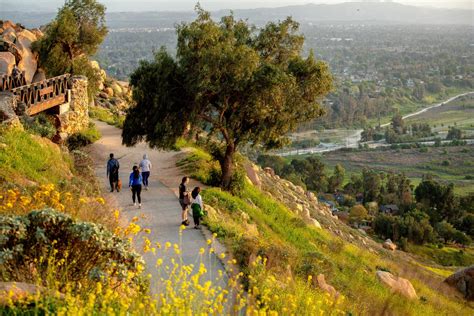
[3,0,473,11]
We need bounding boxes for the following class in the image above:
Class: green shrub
[20,114,57,139]
[229,167,246,196]
[66,122,101,150]
[0,209,144,290]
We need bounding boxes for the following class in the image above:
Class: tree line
[257,154,473,246]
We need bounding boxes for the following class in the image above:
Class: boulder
[16,34,37,83]
[17,29,37,43]
[104,87,114,97]
[383,239,397,251]
[2,21,17,30]
[263,167,275,177]
[2,27,17,43]
[445,265,474,300]
[376,271,417,299]
[31,28,44,39]
[245,163,261,187]
[0,52,16,75]
[111,81,123,95]
[32,68,46,83]
[315,274,339,298]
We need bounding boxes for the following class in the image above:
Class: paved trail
[88,120,225,293]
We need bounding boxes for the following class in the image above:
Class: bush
[229,167,246,196]
[0,209,144,290]
[20,114,57,139]
[66,122,101,150]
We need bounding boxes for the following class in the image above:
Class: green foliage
[66,122,101,150]
[446,126,462,140]
[20,114,57,139]
[256,154,286,175]
[123,7,332,188]
[89,106,124,128]
[0,209,143,289]
[349,204,368,224]
[0,127,72,185]
[32,0,107,98]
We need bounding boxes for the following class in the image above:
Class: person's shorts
[179,199,188,210]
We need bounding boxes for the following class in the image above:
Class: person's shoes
[133,202,136,206]
[110,189,114,192]
[138,203,142,209]
[194,225,199,229]
[145,186,148,191]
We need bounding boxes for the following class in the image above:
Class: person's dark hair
[133,165,139,179]
[181,176,188,184]
[110,153,114,159]
[191,187,201,199]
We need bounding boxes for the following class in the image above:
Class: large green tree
[32,0,107,97]
[122,8,332,188]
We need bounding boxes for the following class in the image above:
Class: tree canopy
[32,0,107,97]
[122,7,332,188]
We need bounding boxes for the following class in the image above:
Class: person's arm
[148,161,152,170]
[129,173,133,187]
[197,195,203,209]
[106,161,110,177]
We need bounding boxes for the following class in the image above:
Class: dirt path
[87,120,225,293]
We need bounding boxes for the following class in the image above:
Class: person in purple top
[129,165,143,208]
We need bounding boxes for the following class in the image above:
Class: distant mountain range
[1,2,472,28]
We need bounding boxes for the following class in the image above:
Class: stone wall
[57,76,89,138]
[0,92,23,130]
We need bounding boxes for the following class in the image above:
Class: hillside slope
[179,148,473,314]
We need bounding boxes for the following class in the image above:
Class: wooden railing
[11,74,70,115]
[0,72,27,92]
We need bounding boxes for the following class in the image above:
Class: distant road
[278,91,474,156]
[380,91,474,128]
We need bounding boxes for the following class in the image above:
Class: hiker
[129,165,143,208]
[106,153,120,192]
[191,187,204,229]
[179,177,190,226]
[139,154,152,190]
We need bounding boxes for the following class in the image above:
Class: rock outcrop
[0,20,41,83]
[383,239,397,251]
[0,92,22,129]
[376,270,418,299]
[315,274,340,298]
[445,265,474,300]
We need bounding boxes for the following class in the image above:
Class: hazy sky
[3,0,473,11]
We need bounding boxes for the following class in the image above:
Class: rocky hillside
[0,20,131,112]
[0,20,44,83]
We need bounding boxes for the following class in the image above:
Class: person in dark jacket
[129,165,143,208]
[106,153,120,192]
[179,177,190,226]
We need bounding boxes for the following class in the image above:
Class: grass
[89,106,125,128]
[0,127,73,185]
[407,244,474,267]
[179,146,473,315]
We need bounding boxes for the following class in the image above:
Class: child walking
[191,187,204,229]
[129,166,143,208]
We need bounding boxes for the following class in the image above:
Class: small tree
[446,127,462,140]
[349,204,368,224]
[122,8,332,188]
[33,0,108,97]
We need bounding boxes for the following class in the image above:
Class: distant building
[380,204,400,215]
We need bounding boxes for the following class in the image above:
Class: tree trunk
[220,143,235,189]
